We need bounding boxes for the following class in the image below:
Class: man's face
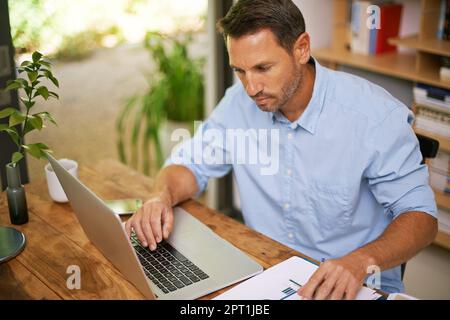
[228,29,303,113]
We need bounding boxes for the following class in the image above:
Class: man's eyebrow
[230,62,274,71]
[252,62,273,69]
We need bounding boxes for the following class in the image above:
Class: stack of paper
[214,256,382,300]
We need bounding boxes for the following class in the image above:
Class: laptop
[47,154,263,299]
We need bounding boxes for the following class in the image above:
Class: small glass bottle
[6,163,29,225]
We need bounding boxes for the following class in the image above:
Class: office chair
[400,133,440,280]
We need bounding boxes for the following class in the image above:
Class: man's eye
[257,66,271,72]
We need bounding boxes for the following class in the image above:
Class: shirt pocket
[306,182,353,232]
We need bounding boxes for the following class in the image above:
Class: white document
[214,256,382,300]
[387,293,418,300]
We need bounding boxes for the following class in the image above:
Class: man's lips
[254,96,272,104]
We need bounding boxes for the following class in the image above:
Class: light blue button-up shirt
[165,58,437,293]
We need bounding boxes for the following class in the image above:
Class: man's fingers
[149,206,163,244]
[125,219,132,238]
[298,267,326,299]
[126,197,173,250]
[141,214,157,250]
[313,268,341,300]
[161,206,174,239]
[131,217,147,247]
[328,274,350,300]
[344,280,360,300]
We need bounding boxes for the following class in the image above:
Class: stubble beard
[256,66,303,113]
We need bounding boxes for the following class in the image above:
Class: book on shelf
[351,1,372,55]
[413,84,450,136]
[437,0,449,39]
[441,56,450,83]
[415,117,450,138]
[429,151,450,194]
[414,107,450,138]
[441,66,450,83]
[438,0,450,82]
[350,1,403,55]
[368,3,403,55]
[444,0,450,40]
[413,83,450,112]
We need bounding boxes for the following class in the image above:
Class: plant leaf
[32,51,43,63]
[0,107,17,119]
[23,121,35,135]
[3,128,20,146]
[49,75,59,88]
[42,69,59,88]
[116,95,138,164]
[20,96,35,109]
[5,80,22,91]
[36,142,50,150]
[28,115,43,130]
[16,78,29,88]
[37,86,49,100]
[23,143,50,159]
[11,152,24,164]
[27,71,38,83]
[20,60,31,67]
[9,111,26,127]
[40,60,51,68]
[48,91,59,99]
[36,112,57,125]
[23,144,41,158]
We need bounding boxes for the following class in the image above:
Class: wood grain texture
[0,260,61,300]
[0,194,144,299]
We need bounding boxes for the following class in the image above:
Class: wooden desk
[0,160,316,300]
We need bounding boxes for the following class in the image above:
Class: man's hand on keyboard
[125,194,174,251]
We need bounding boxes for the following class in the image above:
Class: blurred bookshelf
[414,127,450,152]
[314,48,450,90]
[388,35,450,56]
[313,0,450,250]
[434,187,450,211]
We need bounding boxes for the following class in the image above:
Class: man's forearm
[151,165,200,206]
[349,211,438,272]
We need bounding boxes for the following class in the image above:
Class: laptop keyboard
[130,233,210,294]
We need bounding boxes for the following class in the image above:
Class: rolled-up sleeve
[163,87,237,195]
[365,106,437,220]
[163,119,232,194]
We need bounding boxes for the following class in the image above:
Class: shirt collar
[271,57,328,134]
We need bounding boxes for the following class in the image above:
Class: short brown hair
[217,0,306,52]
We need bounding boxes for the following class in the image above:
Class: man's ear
[293,32,311,65]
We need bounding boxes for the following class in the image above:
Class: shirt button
[284,203,290,210]
[288,233,294,239]
[287,133,293,140]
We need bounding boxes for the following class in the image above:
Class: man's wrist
[148,187,174,207]
[350,250,378,275]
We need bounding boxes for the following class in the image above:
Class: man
[125,0,437,299]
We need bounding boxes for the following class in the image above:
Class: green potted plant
[0,51,59,224]
[116,32,204,176]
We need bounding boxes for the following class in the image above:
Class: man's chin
[256,103,278,113]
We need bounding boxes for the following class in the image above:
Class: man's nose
[245,75,263,97]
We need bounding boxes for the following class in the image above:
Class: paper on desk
[214,256,382,300]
